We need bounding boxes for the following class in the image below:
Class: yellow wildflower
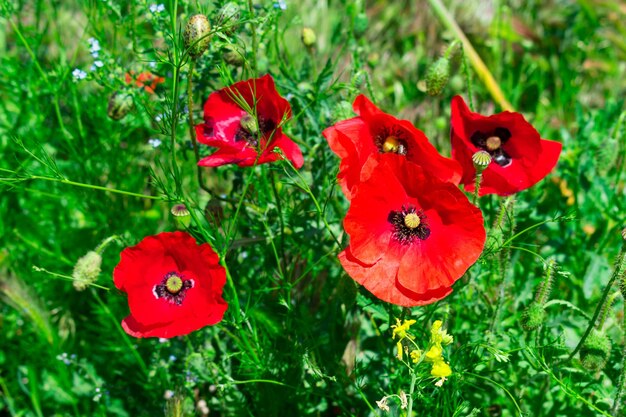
[425,345,443,362]
[431,360,452,378]
[430,320,453,345]
[391,318,416,341]
[410,349,422,364]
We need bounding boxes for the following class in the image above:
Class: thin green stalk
[91,289,149,376]
[406,372,417,417]
[466,372,523,416]
[427,0,514,111]
[247,0,258,74]
[472,172,482,205]
[27,176,160,200]
[568,246,626,361]
[186,58,212,194]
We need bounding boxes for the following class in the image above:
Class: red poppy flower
[450,95,562,196]
[339,154,485,307]
[125,71,165,94]
[195,74,303,168]
[323,94,462,199]
[113,231,227,338]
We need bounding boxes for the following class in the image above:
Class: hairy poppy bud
[222,44,244,66]
[425,57,451,96]
[184,14,211,59]
[107,91,134,121]
[521,301,546,331]
[216,2,240,34]
[72,251,102,291]
[301,27,316,48]
[353,13,368,38]
[580,329,611,371]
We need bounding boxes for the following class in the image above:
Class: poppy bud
[107,91,134,121]
[301,27,316,48]
[353,13,368,38]
[216,2,240,34]
[171,204,191,229]
[184,14,211,59]
[222,44,244,66]
[72,251,102,291]
[521,301,546,331]
[425,56,451,96]
[472,151,492,172]
[580,329,611,371]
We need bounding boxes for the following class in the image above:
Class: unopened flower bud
[425,57,451,96]
[580,329,611,371]
[521,301,546,331]
[107,91,134,121]
[72,251,102,291]
[621,227,626,241]
[216,2,240,35]
[184,14,211,59]
[301,27,316,48]
[222,44,244,66]
[472,151,492,172]
[353,13,368,38]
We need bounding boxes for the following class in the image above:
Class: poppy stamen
[383,136,401,153]
[388,206,430,244]
[154,272,194,305]
[470,128,512,167]
[375,127,408,156]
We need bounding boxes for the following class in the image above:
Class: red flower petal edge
[450,95,562,196]
[323,94,462,199]
[113,231,227,338]
[340,154,485,307]
[195,74,304,168]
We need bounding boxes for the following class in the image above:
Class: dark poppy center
[235,114,277,148]
[470,127,512,167]
[153,272,194,305]
[388,205,430,245]
[375,127,408,156]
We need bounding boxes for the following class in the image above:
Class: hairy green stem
[247,0,258,74]
[27,176,160,200]
[568,245,626,361]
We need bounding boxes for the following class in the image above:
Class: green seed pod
[521,302,547,331]
[580,329,611,371]
[216,2,240,35]
[240,114,258,134]
[171,204,191,229]
[107,91,134,121]
[472,151,492,172]
[222,44,244,66]
[425,57,451,96]
[184,14,211,59]
[72,251,102,291]
[301,27,316,48]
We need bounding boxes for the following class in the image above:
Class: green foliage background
[0,0,625,416]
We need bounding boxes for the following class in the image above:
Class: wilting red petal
[451,95,562,196]
[113,231,227,338]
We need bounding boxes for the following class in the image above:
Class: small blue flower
[273,0,287,10]
[72,68,88,81]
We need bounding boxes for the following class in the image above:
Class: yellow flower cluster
[391,318,416,360]
[425,320,453,385]
[391,318,454,386]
